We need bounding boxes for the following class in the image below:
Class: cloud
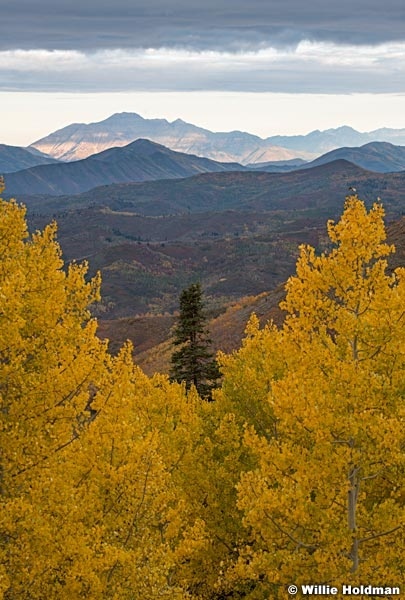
[1,0,405,51]
[2,2,404,96]
[1,42,405,94]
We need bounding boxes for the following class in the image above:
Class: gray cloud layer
[1,1,404,95]
[2,0,405,51]
[1,43,405,94]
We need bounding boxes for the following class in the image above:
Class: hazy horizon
[3,92,405,148]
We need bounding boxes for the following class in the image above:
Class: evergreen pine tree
[170,282,220,399]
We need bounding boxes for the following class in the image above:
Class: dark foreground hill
[4,139,246,196]
[22,159,405,218]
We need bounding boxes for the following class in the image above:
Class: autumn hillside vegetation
[0,185,404,599]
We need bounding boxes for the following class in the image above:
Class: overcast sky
[1,0,405,145]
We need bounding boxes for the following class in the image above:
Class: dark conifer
[170,283,220,399]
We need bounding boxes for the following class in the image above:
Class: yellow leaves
[1,194,403,597]
[0,198,28,257]
[0,198,193,598]
[327,197,393,260]
[224,197,405,592]
[174,518,209,560]
[283,199,397,332]
[0,565,10,599]
[243,312,260,337]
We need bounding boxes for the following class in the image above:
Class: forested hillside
[22,161,405,321]
[1,186,403,599]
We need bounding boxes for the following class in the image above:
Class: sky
[1,0,405,146]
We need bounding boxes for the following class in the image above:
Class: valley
[2,116,405,375]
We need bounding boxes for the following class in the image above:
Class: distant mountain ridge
[21,159,405,219]
[267,125,405,153]
[0,144,58,173]
[8,136,405,199]
[30,112,405,164]
[30,112,308,164]
[4,138,246,196]
[303,141,405,173]
[248,142,405,174]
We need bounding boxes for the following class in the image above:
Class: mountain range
[266,126,405,154]
[4,139,245,196]
[0,144,59,173]
[302,141,405,173]
[5,136,405,198]
[29,112,309,164]
[253,142,405,174]
[20,159,405,218]
[29,112,405,164]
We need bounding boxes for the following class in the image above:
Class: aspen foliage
[226,197,404,597]
[0,195,194,598]
[169,396,257,599]
[0,190,403,599]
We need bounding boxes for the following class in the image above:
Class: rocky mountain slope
[30,113,405,164]
[29,112,313,163]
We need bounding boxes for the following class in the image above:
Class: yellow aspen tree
[0,198,105,488]
[0,193,194,598]
[0,195,110,597]
[231,198,404,597]
[218,313,286,439]
[42,348,193,600]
